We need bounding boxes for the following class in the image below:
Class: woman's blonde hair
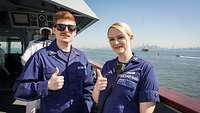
[108,22,134,38]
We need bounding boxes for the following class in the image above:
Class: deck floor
[0,91,180,113]
[0,100,26,113]
[0,102,180,113]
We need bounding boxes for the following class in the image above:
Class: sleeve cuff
[38,80,48,97]
[139,90,160,102]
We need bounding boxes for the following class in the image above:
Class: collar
[129,55,140,63]
[115,52,140,64]
[46,40,80,56]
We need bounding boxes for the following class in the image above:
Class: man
[0,44,5,69]
[0,44,10,75]
[20,27,53,113]
[13,11,94,113]
[21,27,53,65]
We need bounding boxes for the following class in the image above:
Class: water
[81,48,200,100]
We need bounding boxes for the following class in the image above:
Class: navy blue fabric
[13,41,94,113]
[97,55,160,113]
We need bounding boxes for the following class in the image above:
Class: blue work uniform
[13,41,94,113]
[97,55,160,113]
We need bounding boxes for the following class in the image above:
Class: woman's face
[107,27,131,55]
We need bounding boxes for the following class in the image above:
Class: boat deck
[0,101,26,113]
[0,101,179,113]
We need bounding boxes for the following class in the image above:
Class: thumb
[53,67,59,76]
[96,69,103,79]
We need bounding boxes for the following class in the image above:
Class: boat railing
[90,62,200,113]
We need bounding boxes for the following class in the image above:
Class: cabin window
[0,42,7,53]
[0,36,22,54]
[10,41,22,54]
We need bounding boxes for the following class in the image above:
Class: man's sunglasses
[54,24,77,32]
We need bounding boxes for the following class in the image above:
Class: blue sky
[74,0,200,48]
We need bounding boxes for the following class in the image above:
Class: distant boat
[177,55,200,59]
[142,48,149,52]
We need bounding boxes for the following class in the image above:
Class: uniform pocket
[111,78,137,99]
[117,78,136,91]
[67,66,85,96]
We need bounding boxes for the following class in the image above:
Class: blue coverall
[13,41,94,113]
[97,55,160,113]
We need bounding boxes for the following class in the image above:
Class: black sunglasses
[54,24,77,32]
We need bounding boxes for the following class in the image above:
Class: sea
[81,48,200,100]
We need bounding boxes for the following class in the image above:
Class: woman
[92,22,160,113]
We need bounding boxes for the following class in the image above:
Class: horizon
[77,45,200,50]
[73,0,200,49]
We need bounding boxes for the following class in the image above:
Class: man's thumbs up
[51,67,60,77]
[48,67,64,90]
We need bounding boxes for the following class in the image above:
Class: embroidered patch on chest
[77,66,86,70]
[120,72,139,82]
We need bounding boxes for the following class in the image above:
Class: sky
[73,0,200,49]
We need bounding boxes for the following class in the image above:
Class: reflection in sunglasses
[54,24,77,32]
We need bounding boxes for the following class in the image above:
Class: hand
[94,69,107,91]
[48,67,64,90]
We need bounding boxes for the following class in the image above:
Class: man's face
[53,19,77,44]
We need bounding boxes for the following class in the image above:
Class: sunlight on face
[108,27,132,55]
[53,19,77,45]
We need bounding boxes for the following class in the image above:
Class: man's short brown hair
[53,11,76,24]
